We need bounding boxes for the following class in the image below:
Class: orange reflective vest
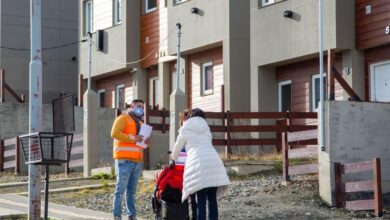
[112,114,143,161]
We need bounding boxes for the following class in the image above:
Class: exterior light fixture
[191,7,199,14]
[283,10,293,18]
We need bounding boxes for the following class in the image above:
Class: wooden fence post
[282,131,289,185]
[276,119,287,152]
[0,139,4,172]
[0,69,4,103]
[334,162,343,208]
[161,108,166,134]
[143,102,150,170]
[15,136,20,174]
[226,111,232,159]
[373,158,382,217]
[327,49,335,100]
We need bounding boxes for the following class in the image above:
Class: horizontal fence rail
[0,136,20,174]
[335,158,382,217]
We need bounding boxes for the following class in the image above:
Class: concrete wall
[78,0,140,78]
[0,0,78,103]
[0,102,116,174]
[320,101,390,206]
[167,0,228,55]
[250,0,355,67]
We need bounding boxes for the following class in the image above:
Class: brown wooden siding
[187,47,223,112]
[140,1,160,68]
[364,44,390,100]
[276,57,343,112]
[356,0,390,49]
[95,72,133,108]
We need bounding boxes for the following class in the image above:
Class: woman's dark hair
[186,108,206,120]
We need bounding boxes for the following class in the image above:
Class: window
[145,0,157,13]
[114,0,122,24]
[174,0,190,5]
[201,62,213,96]
[278,80,291,112]
[84,0,93,35]
[171,71,177,93]
[116,84,125,109]
[262,0,275,6]
[312,73,326,112]
[98,89,105,108]
[149,77,159,107]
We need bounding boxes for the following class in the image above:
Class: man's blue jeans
[112,159,142,218]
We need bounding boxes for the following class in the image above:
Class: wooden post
[0,139,4,172]
[15,136,20,174]
[143,102,150,170]
[373,158,382,217]
[334,162,343,208]
[115,108,121,117]
[281,131,289,185]
[226,111,232,159]
[78,74,83,106]
[327,49,335,100]
[276,119,287,152]
[0,69,5,103]
[161,108,166,134]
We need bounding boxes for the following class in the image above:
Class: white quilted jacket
[171,116,230,202]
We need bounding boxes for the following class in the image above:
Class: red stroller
[152,162,189,220]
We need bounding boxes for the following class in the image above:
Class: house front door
[370,61,390,102]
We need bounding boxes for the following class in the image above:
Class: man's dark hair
[131,99,144,104]
[186,108,206,120]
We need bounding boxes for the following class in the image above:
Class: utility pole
[29,0,42,219]
[169,23,186,148]
[319,0,325,151]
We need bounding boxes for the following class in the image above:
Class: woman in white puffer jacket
[171,108,230,220]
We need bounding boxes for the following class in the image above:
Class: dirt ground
[2,171,389,219]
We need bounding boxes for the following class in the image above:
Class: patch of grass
[92,172,115,180]
[0,215,56,220]
[138,181,155,194]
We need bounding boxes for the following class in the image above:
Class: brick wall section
[95,72,133,108]
[356,0,390,49]
[276,57,343,112]
[187,47,223,112]
[140,1,160,68]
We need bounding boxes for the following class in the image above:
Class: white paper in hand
[136,124,153,148]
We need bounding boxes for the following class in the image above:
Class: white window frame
[149,77,159,107]
[370,60,390,102]
[84,0,93,35]
[278,80,292,112]
[115,84,125,109]
[171,71,177,92]
[311,73,326,112]
[201,61,213,96]
[145,0,157,13]
[98,89,105,108]
[174,0,190,6]
[262,0,275,7]
[114,0,122,24]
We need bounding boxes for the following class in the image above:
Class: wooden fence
[65,133,83,174]
[0,136,20,174]
[282,129,318,183]
[334,158,382,217]
[0,69,25,103]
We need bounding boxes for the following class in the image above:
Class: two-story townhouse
[356,0,390,103]
[79,0,172,109]
[163,0,251,112]
[78,0,142,109]
[0,0,78,103]
[250,0,362,115]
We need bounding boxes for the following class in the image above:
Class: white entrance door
[371,61,390,102]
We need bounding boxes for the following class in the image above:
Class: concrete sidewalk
[0,194,141,220]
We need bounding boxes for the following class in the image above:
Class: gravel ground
[0,172,83,184]
[45,174,390,220]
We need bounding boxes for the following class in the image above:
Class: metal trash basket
[19,132,73,165]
